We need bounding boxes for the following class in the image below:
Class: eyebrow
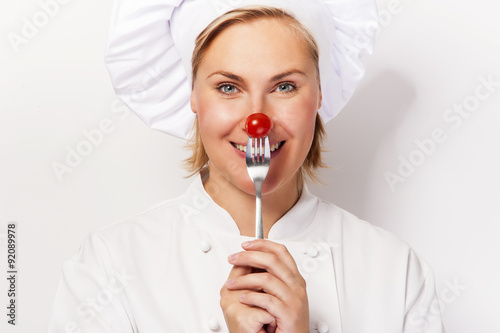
[206,69,307,83]
[271,70,307,81]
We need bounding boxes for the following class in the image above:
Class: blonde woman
[49,1,445,332]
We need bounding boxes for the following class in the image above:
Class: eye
[217,83,239,95]
[274,82,296,93]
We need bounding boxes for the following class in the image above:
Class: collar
[183,173,319,240]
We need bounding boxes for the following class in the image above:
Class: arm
[403,255,446,333]
[48,233,136,333]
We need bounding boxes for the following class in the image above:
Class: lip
[230,140,285,159]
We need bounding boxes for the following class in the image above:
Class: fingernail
[239,294,246,300]
[228,253,238,262]
[242,241,253,248]
[226,279,235,285]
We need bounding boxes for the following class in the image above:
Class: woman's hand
[220,265,277,333]
[224,239,310,333]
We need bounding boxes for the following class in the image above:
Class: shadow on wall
[310,69,416,219]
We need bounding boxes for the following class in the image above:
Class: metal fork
[246,136,271,239]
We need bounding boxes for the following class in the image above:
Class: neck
[203,169,301,238]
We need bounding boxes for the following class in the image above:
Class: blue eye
[218,84,239,94]
[275,83,296,93]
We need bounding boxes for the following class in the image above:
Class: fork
[246,136,271,239]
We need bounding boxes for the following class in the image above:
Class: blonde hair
[185,6,326,182]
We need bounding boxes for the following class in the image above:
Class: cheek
[276,94,318,137]
[196,95,239,137]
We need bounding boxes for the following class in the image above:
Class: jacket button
[207,317,219,331]
[306,247,319,258]
[200,241,211,253]
[317,322,329,333]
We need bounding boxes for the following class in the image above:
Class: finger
[221,265,252,297]
[239,292,288,321]
[266,322,277,333]
[242,239,298,271]
[228,250,304,287]
[222,306,275,333]
[225,272,290,301]
[241,240,304,285]
[228,265,252,279]
[240,307,276,332]
[240,292,309,332]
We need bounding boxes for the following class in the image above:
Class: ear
[317,90,323,110]
[190,91,197,114]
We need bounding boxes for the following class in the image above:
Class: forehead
[198,18,315,76]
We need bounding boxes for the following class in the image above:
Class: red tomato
[245,113,271,138]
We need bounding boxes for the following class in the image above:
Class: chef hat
[105,0,379,140]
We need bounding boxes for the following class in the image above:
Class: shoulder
[309,200,443,328]
[72,194,190,266]
[314,199,432,275]
[315,199,406,245]
[316,200,435,306]
[100,196,181,235]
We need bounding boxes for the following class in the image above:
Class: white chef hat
[105,0,379,140]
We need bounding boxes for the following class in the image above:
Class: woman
[49,1,445,332]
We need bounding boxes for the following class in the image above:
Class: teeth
[234,141,283,153]
[234,144,248,153]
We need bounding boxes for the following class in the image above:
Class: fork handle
[255,182,264,239]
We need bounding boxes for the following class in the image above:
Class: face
[191,18,322,196]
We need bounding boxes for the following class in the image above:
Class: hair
[185,6,326,182]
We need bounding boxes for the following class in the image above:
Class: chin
[227,170,257,194]
[261,171,298,196]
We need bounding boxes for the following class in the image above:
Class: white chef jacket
[49,175,445,333]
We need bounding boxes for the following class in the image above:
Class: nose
[244,113,272,138]
[239,98,274,134]
[240,112,274,136]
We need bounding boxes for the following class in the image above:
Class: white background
[1,0,499,332]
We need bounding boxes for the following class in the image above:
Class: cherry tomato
[245,113,271,138]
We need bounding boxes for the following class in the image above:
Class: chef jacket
[49,174,445,333]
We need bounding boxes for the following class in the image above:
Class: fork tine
[252,138,256,161]
[256,139,262,164]
[261,138,264,162]
[264,137,270,162]
[246,137,253,162]
[259,138,262,162]
[246,137,271,163]
[256,138,260,162]
[254,138,257,161]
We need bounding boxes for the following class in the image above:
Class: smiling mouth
[231,141,285,153]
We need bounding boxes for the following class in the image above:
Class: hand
[220,265,277,333]
[225,239,310,333]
